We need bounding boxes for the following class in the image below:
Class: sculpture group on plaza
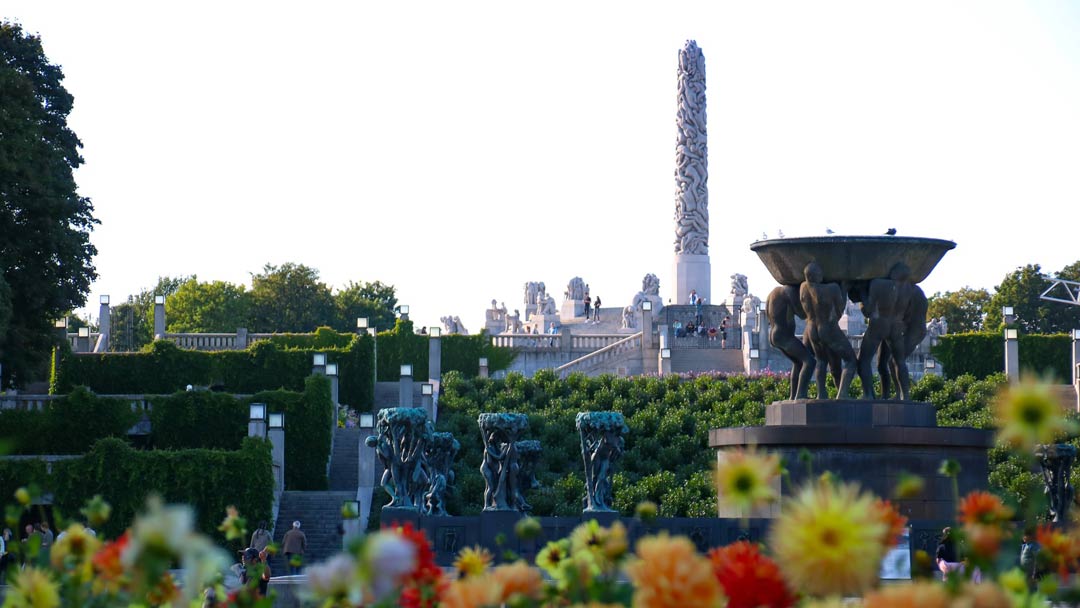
[479,413,530,511]
[424,432,461,517]
[365,408,460,516]
[577,411,628,513]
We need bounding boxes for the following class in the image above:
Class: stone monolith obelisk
[672,40,710,306]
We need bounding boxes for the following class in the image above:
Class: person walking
[935,527,963,579]
[592,296,601,322]
[281,520,307,575]
[1019,529,1041,589]
[250,521,272,553]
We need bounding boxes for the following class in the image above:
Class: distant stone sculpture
[856,263,917,400]
[487,300,507,323]
[642,273,660,296]
[621,305,636,329]
[1037,443,1077,524]
[478,413,529,511]
[365,408,432,509]
[673,40,709,256]
[564,277,587,301]
[577,411,628,512]
[441,316,469,335]
[524,282,545,315]
[516,440,543,512]
[742,294,761,330]
[423,432,460,517]
[505,309,523,333]
[767,285,816,400]
[926,317,948,342]
[537,294,557,316]
[800,262,856,399]
[730,274,748,307]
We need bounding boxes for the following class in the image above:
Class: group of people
[0,520,91,584]
[583,294,601,323]
[218,520,306,601]
[673,314,731,346]
[935,526,1043,588]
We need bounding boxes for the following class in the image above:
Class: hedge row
[0,387,140,455]
[51,326,514,409]
[0,437,273,541]
[932,332,1072,381]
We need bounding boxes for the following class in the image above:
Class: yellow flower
[14,487,30,506]
[624,533,725,608]
[536,539,571,578]
[49,524,101,583]
[5,567,61,608]
[570,519,628,567]
[864,580,950,608]
[492,560,543,602]
[217,505,246,541]
[453,545,493,578]
[441,573,504,608]
[799,600,849,608]
[769,480,888,597]
[997,568,1029,595]
[994,379,1078,450]
[715,447,780,514]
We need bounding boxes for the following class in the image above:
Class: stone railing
[0,393,153,412]
[166,333,244,351]
[491,333,564,349]
[556,332,642,378]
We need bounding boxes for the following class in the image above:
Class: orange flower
[958,582,1012,608]
[492,560,543,603]
[625,533,725,608]
[708,541,795,608]
[964,523,1007,560]
[440,573,503,608]
[1036,524,1080,580]
[873,499,908,547]
[91,531,130,594]
[864,580,950,608]
[958,492,1013,526]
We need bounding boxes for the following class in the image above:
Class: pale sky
[6,1,1080,333]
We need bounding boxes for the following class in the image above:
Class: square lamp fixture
[356,317,369,329]
[1002,306,1014,316]
[399,305,410,315]
[313,353,326,366]
[478,357,489,367]
[1005,328,1019,340]
[660,348,672,359]
[759,301,767,312]
[749,349,760,359]
[641,301,653,312]
[359,413,374,428]
[78,327,90,338]
[1073,329,1080,340]
[421,383,433,396]
[100,295,110,305]
[268,412,284,429]
[342,500,360,519]
[154,295,165,305]
[925,359,937,369]
[429,326,441,337]
[249,403,266,421]
[325,363,338,377]
[400,364,413,377]
[54,318,67,329]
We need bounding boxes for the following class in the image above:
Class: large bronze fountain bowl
[750,235,956,286]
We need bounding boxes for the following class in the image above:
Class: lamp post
[1004,327,1019,382]
[400,364,413,407]
[248,402,267,438]
[268,412,285,492]
[659,348,672,376]
[358,318,376,412]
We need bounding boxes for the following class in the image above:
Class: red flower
[1036,524,1080,580]
[92,531,130,581]
[873,499,908,547]
[957,491,1012,525]
[392,522,447,608]
[709,541,795,608]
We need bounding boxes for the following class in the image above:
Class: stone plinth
[710,409,993,522]
[673,253,711,305]
[561,300,584,322]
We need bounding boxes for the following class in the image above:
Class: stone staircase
[329,428,360,491]
[670,348,745,374]
[1050,383,1078,413]
[269,491,355,574]
[556,332,643,378]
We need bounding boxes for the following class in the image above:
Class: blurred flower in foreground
[893,472,925,500]
[708,540,794,608]
[304,553,361,606]
[5,567,61,608]
[50,523,101,584]
[536,539,571,579]
[769,479,887,597]
[959,491,1014,560]
[452,546,493,578]
[872,499,908,547]
[715,447,780,515]
[80,494,112,528]
[863,579,950,608]
[635,500,658,523]
[360,530,416,601]
[491,560,543,603]
[625,533,724,608]
[216,505,246,541]
[440,573,502,608]
[994,379,1078,450]
[1036,524,1080,581]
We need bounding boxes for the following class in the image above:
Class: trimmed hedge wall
[0,387,140,455]
[50,437,274,539]
[932,332,1072,381]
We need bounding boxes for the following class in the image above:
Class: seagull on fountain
[826,228,835,234]
[778,229,785,238]
[762,232,768,240]
[885,228,897,235]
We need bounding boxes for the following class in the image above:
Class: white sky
[6,1,1080,333]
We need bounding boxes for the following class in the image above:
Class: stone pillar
[236,328,248,350]
[641,307,653,343]
[659,349,672,376]
[328,373,340,406]
[478,358,489,379]
[673,255,711,306]
[1004,330,1019,382]
[671,41,711,305]
[1071,330,1080,386]
[76,328,91,353]
[97,296,111,352]
[248,418,266,440]
[312,353,327,377]
[421,383,434,420]
[269,424,285,492]
[153,296,166,340]
[399,365,413,408]
[560,327,573,354]
[429,335,442,383]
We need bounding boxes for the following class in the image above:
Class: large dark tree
[0,22,98,386]
[334,280,397,332]
[248,263,336,332]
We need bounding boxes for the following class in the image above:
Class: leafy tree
[927,287,991,333]
[0,22,99,386]
[248,263,335,332]
[985,263,1080,333]
[109,276,189,352]
[334,280,397,332]
[166,278,250,333]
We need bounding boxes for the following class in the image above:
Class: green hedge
[51,437,274,539]
[0,387,140,455]
[932,332,1072,381]
[0,459,49,510]
[251,375,334,491]
[373,320,515,382]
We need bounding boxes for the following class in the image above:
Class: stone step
[270,491,357,574]
[670,348,745,374]
[1051,384,1078,412]
[329,428,361,491]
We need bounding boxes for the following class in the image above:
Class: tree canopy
[0,22,98,386]
[927,287,991,333]
[985,263,1080,333]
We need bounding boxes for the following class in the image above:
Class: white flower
[364,531,416,600]
[305,553,362,604]
[121,496,195,568]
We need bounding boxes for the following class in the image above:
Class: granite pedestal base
[673,253,711,305]
[711,400,993,522]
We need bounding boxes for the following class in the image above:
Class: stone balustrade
[556,333,642,378]
[0,393,153,412]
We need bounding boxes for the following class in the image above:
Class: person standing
[239,547,271,597]
[281,520,307,575]
[250,521,271,553]
[40,521,53,550]
[1019,529,1041,589]
[935,527,963,579]
[0,527,10,585]
[583,294,592,320]
[593,296,601,322]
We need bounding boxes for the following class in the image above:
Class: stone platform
[711,399,993,522]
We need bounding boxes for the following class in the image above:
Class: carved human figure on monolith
[877,282,928,399]
[674,41,709,256]
[516,440,543,512]
[422,432,460,516]
[577,412,628,512]
[767,285,816,400]
[857,262,917,400]
[365,408,431,509]
[478,413,529,511]
[1037,443,1077,523]
[799,262,855,398]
